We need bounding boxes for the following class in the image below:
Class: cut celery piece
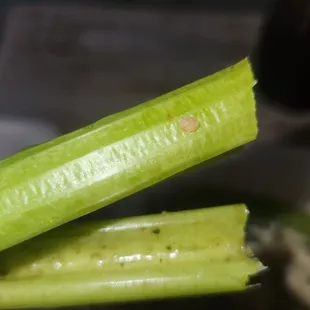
[0,58,257,251]
[0,204,262,309]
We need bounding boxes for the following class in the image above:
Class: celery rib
[0,205,262,309]
[0,58,257,251]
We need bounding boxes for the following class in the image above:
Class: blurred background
[0,0,268,155]
[1,0,310,309]
[0,0,309,215]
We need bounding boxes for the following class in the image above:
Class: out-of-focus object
[254,0,310,113]
[252,0,310,148]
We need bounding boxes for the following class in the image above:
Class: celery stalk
[0,204,262,309]
[0,58,257,251]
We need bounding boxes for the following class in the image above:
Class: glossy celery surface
[0,58,257,251]
[0,205,261,309]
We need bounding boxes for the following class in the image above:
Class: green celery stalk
[0,58,257,251]
[0,204,262,309]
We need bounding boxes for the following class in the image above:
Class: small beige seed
[179,116,200,133]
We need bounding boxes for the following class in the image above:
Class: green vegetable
[0,58,257,251]
[0,204,262,309]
